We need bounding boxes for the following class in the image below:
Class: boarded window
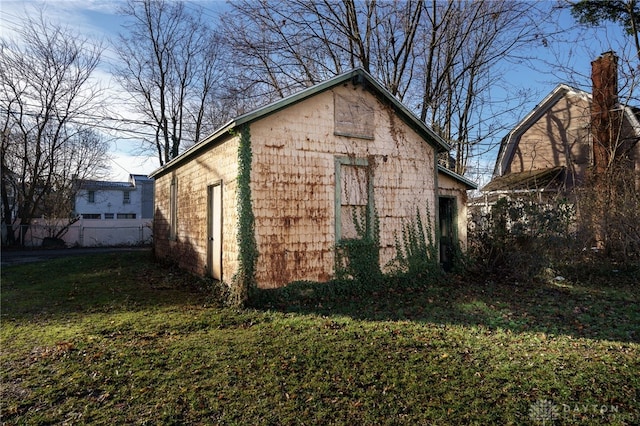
[439,197,457,272]
[340,165,369,239]
[334,92,375,140]
[335,157,373,241]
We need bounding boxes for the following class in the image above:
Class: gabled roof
[626,105,640,139]
[437,165,478,190]
[492,84,640,179]
[77,174,152,190]
[131,174,153,183]
[151,68,450,178]
[79,180,133,190]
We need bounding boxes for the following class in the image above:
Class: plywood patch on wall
[334,91,374,140]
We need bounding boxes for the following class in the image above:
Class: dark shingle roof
[481,166,565,192]
[79,180,133,190]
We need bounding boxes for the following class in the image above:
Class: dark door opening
[439,197,456,272]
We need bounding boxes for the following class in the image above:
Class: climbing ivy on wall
[335,204,382,286]
[231,124,258,306]
[388,206,440,279]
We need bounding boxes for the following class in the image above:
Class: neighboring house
[483,52,640,198]
[3,174,154,247]
[75,174,154,220]
[151,68,476,288]
[58,174,156,247]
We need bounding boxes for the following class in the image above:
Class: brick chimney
[591,51,620,176]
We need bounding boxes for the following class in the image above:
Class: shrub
[468,195,575,282]
[574,167,640,262]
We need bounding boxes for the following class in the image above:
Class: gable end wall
[509,93,591,188]
[249,83,437,288]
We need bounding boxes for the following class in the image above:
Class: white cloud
[108,152,158,181]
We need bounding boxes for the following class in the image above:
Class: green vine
[335,204,382,286]
[388,206,441,280]
[231,124,258,306]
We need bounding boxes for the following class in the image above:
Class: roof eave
[149,120,236,178]
[437,165,478,190]
[623,104,640,136]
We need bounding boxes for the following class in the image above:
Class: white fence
[3,218,153,247]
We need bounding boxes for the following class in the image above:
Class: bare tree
[539,3,640,177]
[115,0,227,166]
[413,0,546,175]
[373,1,424,99]
[223,0,545,176]
[222,0,424,101]
[568,0,640,62]
[0,10,108,246]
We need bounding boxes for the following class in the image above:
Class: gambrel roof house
[484,85,640,194]
[484,52,640,196]
[150,68,476,288]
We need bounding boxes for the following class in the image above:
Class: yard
[1,251,638,425]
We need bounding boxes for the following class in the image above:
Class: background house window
[123,191,131,204]
[117,213,136,219]
[82,213,101,219]
[573,125,591,165]
[104,213,114,219]
[88,190,95,203]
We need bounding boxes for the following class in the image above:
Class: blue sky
[0,0,633,185]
